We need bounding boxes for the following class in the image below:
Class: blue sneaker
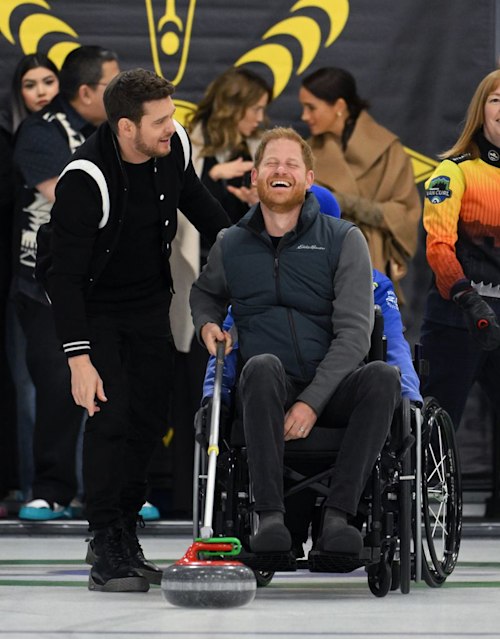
[138,501,160,521]
[68,497,84,518]
[18,499,72,521]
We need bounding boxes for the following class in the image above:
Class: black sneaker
[88,526,150,592]
[122,515,163,585]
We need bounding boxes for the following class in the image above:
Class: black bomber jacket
[48,121,229,357]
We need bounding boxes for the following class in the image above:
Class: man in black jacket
[190,127,400,556]
[46,69,230,592]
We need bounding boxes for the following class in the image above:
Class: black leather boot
[88,526,150,592]
[121,514,163,585]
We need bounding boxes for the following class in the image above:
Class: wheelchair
[192,313,462,597]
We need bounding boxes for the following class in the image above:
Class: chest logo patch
[425,175,452,204]
[296,244,326,250]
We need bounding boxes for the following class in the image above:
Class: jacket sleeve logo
[425,175,452,204]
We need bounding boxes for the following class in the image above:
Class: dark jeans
[6,303,35,499]
[239,354,401,517]
[15,293,84,505]
[84,305,175,530]
[421,320,500,429]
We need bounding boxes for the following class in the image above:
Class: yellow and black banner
[0,0,496,182]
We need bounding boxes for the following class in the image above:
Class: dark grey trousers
[239,354,401,516]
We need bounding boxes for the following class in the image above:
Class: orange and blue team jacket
[423,131,500,328]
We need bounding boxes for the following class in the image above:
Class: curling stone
[161,540,256,608]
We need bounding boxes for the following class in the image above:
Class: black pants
[84,305,175,530]
[15,293,83,505]
[239,355,401,517]
[421,320,500,429]
[0,218,18,498]
[0,308,18,498]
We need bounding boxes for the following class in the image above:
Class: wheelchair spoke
[429,502,447,539]
[429,441,446,485]
[420,400,462,584]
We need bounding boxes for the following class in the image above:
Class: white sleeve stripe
[63,341,90,347]
[173,119,190,170]
[64,345,91,353]
[58,159,110,229]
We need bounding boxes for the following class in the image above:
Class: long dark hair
[301,67,369,150]
[11,53,59,132]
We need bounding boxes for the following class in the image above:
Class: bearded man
[43,68,230,592]
[190,127,400,557]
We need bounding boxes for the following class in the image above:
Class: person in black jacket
[0,53,60,509]
[190,127,400,556]
[13,46,120,521]
[45,69,230,593]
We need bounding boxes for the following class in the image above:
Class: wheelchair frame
[193,393,462,597]
[192,310,462,597]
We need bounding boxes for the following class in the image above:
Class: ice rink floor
[1,531,500,639]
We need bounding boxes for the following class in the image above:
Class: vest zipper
[273,245,308,380]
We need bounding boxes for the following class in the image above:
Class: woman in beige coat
[299,67,421,292]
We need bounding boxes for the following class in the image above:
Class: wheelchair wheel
[254,570,275,588]
[390,560,400,591]
[421,397,462,587]
[367,556,392,598]
[398,398,412,594]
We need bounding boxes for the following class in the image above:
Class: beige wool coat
[310,110,421,289]
[169,124,260,352]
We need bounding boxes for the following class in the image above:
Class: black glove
[455,289,500,351]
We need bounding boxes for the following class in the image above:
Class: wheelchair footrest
[308,548,369,573]
[238,550,297,572]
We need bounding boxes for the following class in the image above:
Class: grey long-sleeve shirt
[190,201,374,415]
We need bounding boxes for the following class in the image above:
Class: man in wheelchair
[190,127,401,557]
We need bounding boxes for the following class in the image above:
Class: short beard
[258,184,305,213]
[134,132,170,159]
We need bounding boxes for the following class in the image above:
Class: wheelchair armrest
[368,305,387,362]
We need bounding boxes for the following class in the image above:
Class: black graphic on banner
[0,0,495,182]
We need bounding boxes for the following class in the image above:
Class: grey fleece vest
[221,208,352,383]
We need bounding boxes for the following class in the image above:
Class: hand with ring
[284,401,318,441]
